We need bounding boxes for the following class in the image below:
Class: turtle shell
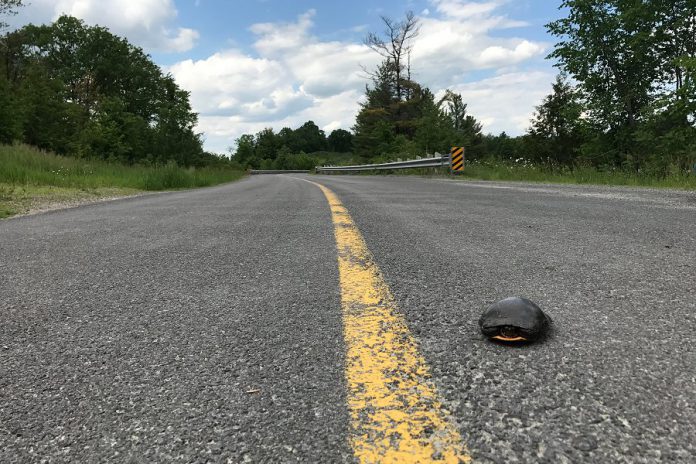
[479,297,551,342]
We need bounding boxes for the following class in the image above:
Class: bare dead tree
[364,11,420,101]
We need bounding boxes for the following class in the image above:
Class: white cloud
[477,41,545,67]
[251,9,316,56]
[165,2,551,153]
[13,0,198,52]
[197,89,364,154]
[168,50,293,115]
[433,0,500,19]
[446,70,555,134]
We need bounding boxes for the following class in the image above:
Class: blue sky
[12,1,567,153]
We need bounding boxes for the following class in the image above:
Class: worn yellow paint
[305,179,470,464]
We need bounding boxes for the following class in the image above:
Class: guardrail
[316,153,450,173]
[250,170,311,174]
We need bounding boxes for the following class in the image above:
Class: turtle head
[491,326,529,342]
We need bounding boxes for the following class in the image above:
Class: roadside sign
[450,147,464,172]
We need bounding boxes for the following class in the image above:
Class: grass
[357,158,696,190]
[457,159,696,189]
[0,144,246,218]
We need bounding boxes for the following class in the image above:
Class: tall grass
[457,159,696,189]
[0,144,245,190]
[376,158,696,190]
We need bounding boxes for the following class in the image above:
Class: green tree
[78,96,149,162]
[294,121,327,153]
[2,15,205,165]
[547,0,661,160]
[0,71,21,142]
[352,61,400,159]
[277,127,301,153]
[483,132,523,161]
[233,134,256,166]
[438,90,484,156]
[327,129,353,152]
[547,0,696,168]
[525,74,587,165]
[636,56,696,173]
[364,11,419,101]
[255,128,278,160]
[16,63,85,153]
[274,145,292,170]
[413,88,449,154]
[0,0,23,34]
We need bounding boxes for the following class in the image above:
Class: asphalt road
[1,174,695,463]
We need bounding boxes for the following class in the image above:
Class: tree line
[234,2,694,176]
[3,1,694,175]
[232,12,486,169]
[532,0,695,174]
[0,5,226,167]
[232,122,354,170]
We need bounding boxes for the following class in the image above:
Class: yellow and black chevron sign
[450,147,465,172]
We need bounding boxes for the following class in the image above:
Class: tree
[0,70,20,142]
[438,90,484,156]
[352,60,401,158]
[483,132,524,160]
[547,0,696,167]
[636,56,696,173]
[651,0,696,99]
[328,129,353,152]
[294,120,326,152]
[2,15,205,165]
[277,127,301,153]
[352,107,396,159]
[525,74,587,165]
[547,0,660,158]
[0,0,23,35]
[233,134,255,165]
[255,128,278,160]
[414,90,448,154]
[354,61,485,159]
[364,11,420,101]
[16,63,85,153]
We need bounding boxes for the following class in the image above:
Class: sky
[10,0,567,154]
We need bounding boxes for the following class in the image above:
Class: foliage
[438,90,484,157]
[364,11,420,101]
[0,0,23,33]
[231,121,354,169]
[547,0,696,170]
[0,15,209,166]
[0,143,244,191]
[327,129,354,152]
[350,12,484,162]
[351,58,481,160]
[458,157,696,189]
[294,121,327,153]
[525,74,588,165]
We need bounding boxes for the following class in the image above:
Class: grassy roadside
[457,159,696,189]
[0,144,246,219]
[355,159,696,190]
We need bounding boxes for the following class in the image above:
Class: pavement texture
[1,174,695,463]
[314,175,696,464]
[1,177,352,463]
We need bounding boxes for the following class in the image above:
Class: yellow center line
[300,178,470,463]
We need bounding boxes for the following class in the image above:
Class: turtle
[479,297,551,343]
